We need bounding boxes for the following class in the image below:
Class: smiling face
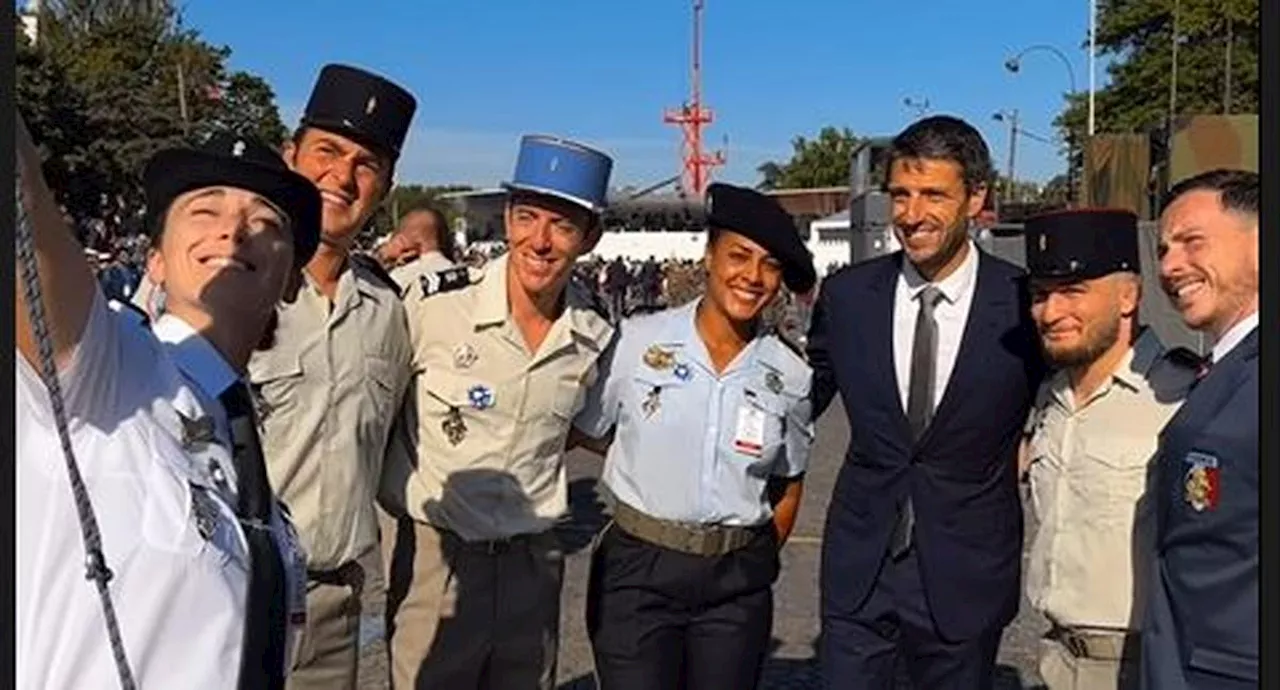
[283,128,391,247]
[1030,273,1138,368]
[704,229,784,324]
[504,192,594,299]
[149,186,295,330]
[887,157,985,280]
[1158,189,1259,339]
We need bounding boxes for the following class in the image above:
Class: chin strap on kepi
[16,163,138,690]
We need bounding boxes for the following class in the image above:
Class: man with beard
[806,115,1044,689]
[247,63,418,689]
[378,134,614,689]
[1143,169,1258,690]
[1018,209,1197,690]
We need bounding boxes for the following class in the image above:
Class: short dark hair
[884,115,994,195]
[1161,168,1258,219]
[404,201,457,261]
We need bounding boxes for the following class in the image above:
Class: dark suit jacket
[807,249,1044,641]
[1142,328,1258,689]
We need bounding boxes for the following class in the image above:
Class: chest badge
[765,370,784,394]
[1183,451,1220,512]
[467,385,495,410]
[190,486,222,541]
[641,386,662,419]
[672,362,692,382]
[642,344,676,371]
[453,343,478,369]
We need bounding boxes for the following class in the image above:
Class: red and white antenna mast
[663,0,725,199]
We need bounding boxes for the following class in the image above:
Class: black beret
[705,183,817,293]
[301,64,417,160]
[144,133,321,269]
[1024,208,1140,282]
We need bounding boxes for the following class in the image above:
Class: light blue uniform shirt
[576,299,814,527]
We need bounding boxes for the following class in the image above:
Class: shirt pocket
[629,368,691,425]
[1078,438,1153,530]
[418,367,508,447]
[363,355,403,428]
[248,348,305,426]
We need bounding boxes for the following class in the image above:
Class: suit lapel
[919,249,1011,448]
[867,255,913,444]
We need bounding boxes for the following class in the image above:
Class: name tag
[733,405,766,457]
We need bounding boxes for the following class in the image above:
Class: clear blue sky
[180,0,1102,190]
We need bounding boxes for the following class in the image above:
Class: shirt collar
[471,254,612,344]
[152,314,241,399]
[900,240,979,304]
[1113,327,1165,391]
[1212,311,1258,363]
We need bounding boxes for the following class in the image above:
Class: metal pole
[1088,0,1096,136]
[1007,110,1019,204]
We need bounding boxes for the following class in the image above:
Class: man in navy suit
[806,115,1044,689]
[1142,169,1259,690]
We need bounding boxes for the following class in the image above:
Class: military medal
[641,386,662,418]
[453,343,478,369]
[190,487,220,541]
[642,344,675,371]
[765,370,784,394]
[442,407,467,446]
[178,412,217,449]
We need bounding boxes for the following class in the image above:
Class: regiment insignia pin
[673,363,692,382]
[179,412,217,450]
[642,344,676,371]
[366,96,378,115]
[442,407,467,446]
[1183,451,1220,512]
[641,386,661,418]
[190,487,221,541]
[453,343,478,369]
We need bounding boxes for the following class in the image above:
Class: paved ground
[355,399,1050,689]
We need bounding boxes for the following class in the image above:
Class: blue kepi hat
[502,135,613,214]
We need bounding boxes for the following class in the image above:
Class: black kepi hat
[301,64,417,160]
[1024,208,1140,281]
[144,133,322,268]
[705,183,817,293]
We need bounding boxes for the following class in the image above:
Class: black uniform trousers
[587,523,779,690]
[823,546,1002,690]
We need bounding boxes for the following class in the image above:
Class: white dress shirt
[892,242,980,413]
[1211,310,1258,363]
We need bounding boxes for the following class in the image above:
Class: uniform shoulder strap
[417,266,474,300]
[349,252,402,296]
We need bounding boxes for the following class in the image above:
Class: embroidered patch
[1182,451,1220,512]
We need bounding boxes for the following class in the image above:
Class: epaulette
[418,266,473,299]
[768,326,808,364]
[1163,346,1205,371]
[350,252,402,296]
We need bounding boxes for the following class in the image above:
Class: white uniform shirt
[17,289,248,688]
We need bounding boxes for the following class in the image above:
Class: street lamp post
[992,110,1019,215]
[1006,44,1079,205]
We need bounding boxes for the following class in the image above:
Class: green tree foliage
[16,0,289,235]
[1055,0,1259,162]
[756,126,862,190]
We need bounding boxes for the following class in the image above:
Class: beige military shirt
[380,254,614,542]
[1024,328,1196,631]
[248,258,412,570]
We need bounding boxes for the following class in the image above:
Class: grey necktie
[891,285,944,560]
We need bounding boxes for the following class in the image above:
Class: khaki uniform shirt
[380,255,614,541]
[1024,329,1196,630]
[248,259,412,570]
